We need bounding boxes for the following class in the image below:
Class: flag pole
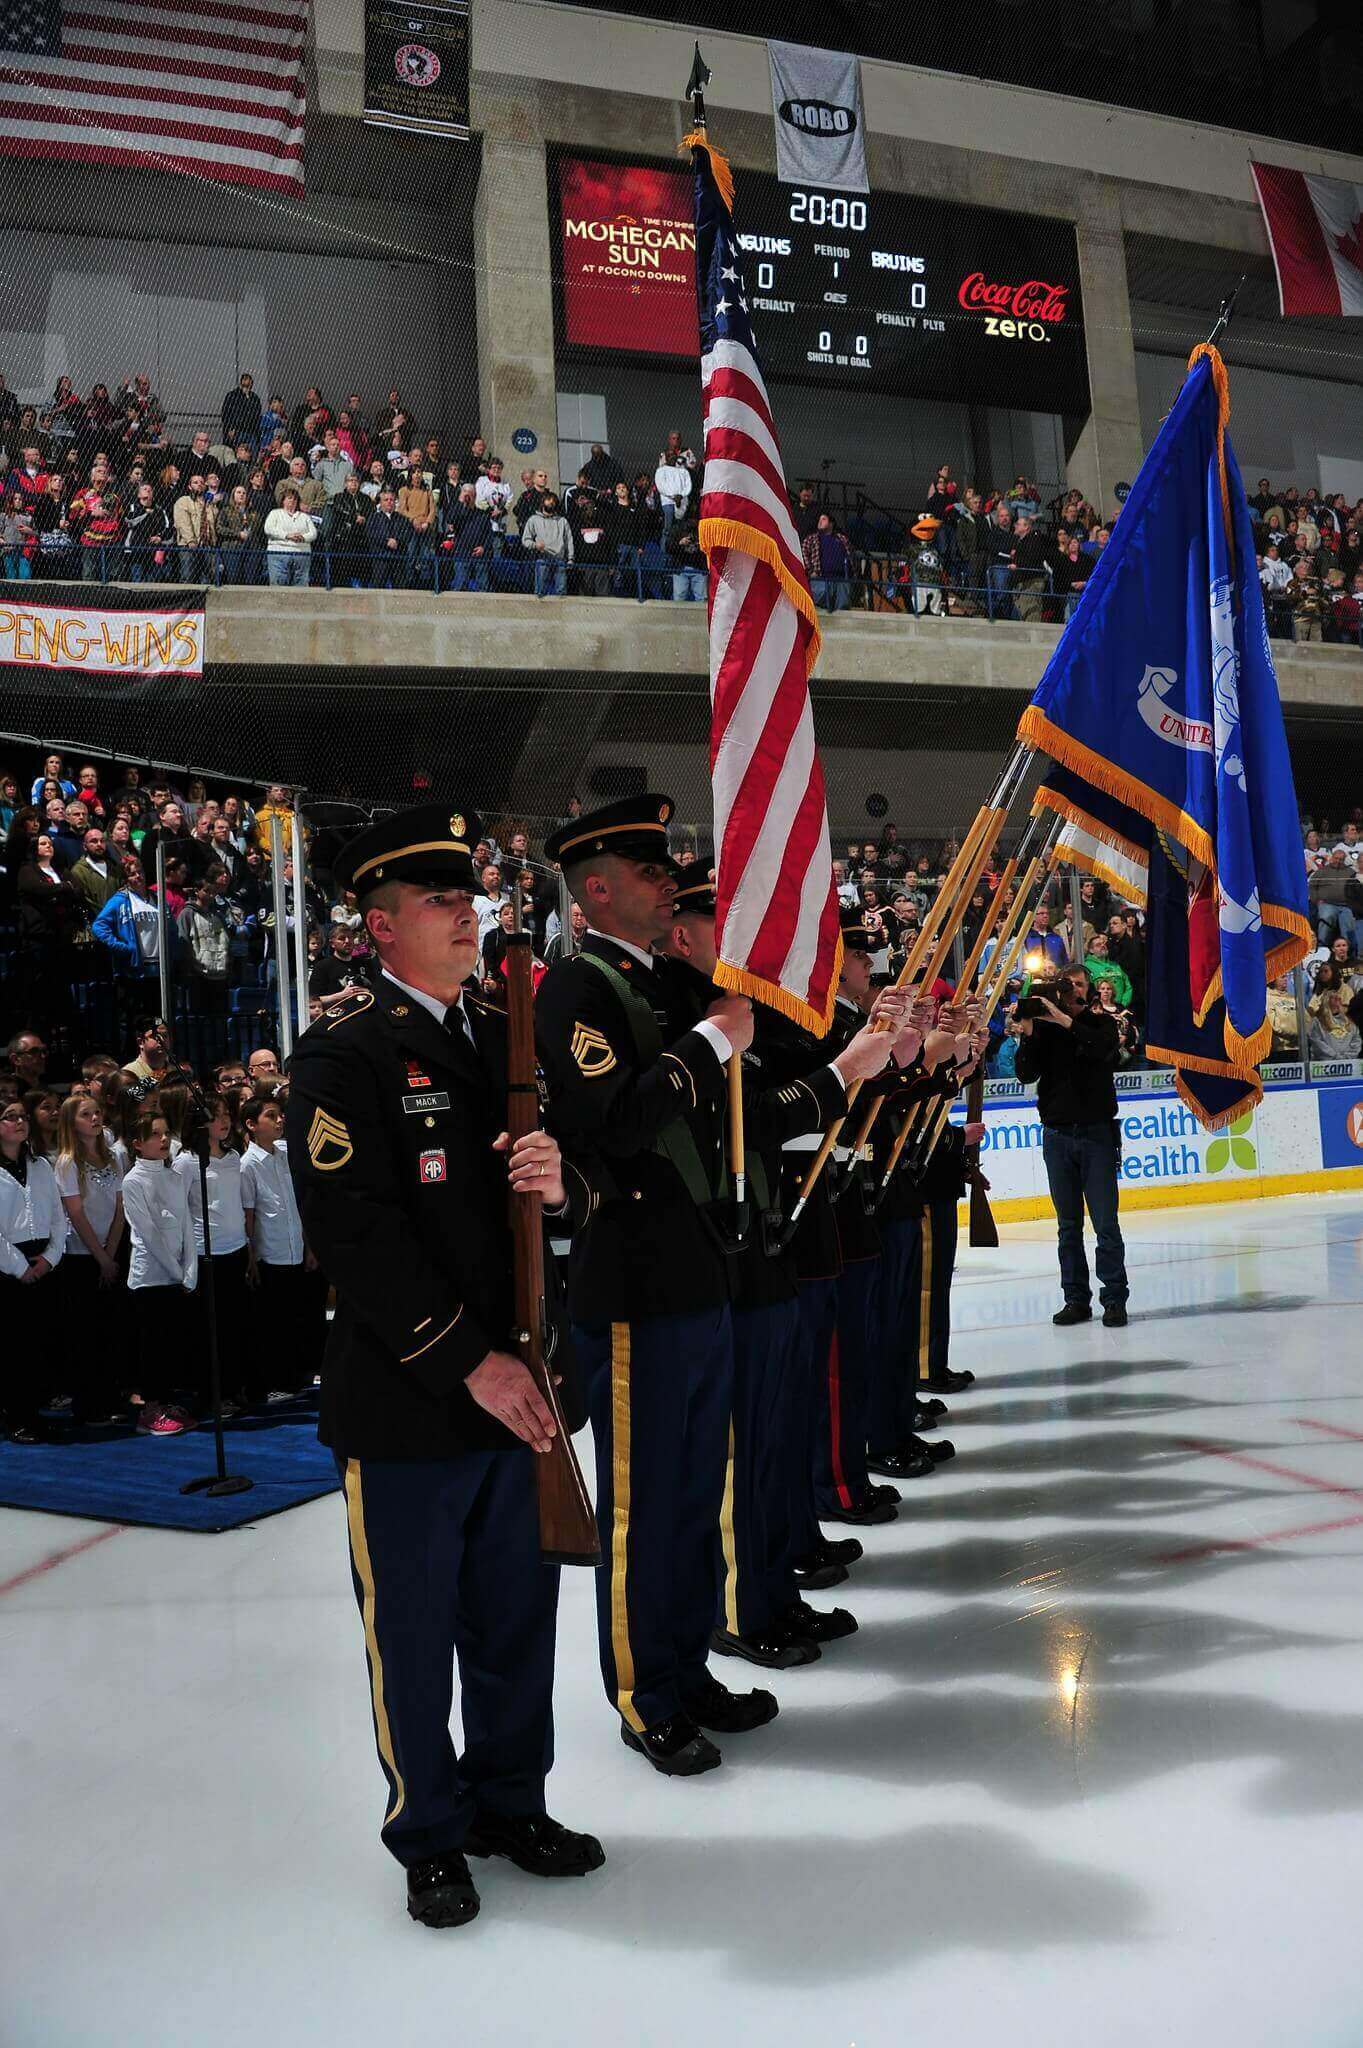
[686,42,748,1241]
[779,739,1031,1243]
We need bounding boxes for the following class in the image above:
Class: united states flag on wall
[690,132,842,1037]
[0,0,308,194]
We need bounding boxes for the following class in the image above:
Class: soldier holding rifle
[286,804,604,1931]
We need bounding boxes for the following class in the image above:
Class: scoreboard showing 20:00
[553,153,1089,416]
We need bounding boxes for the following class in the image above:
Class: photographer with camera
[1013,966,1129,1328]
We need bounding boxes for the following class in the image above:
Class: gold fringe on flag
[681,130,735,214]
[699,517,824,677]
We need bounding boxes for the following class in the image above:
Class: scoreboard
[552,152,1088,416]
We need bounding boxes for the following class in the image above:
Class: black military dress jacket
[535,937,732,1325]
[286,974,585,1461]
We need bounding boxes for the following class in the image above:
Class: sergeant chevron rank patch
[570,1022,617,1078]
[307,1107,353,1172]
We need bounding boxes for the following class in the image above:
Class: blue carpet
[0,1410,340,1532]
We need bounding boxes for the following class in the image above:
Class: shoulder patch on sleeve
[307,1107,354,1171]
[570,1022,617,1078]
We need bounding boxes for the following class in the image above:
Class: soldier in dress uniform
[536,795,770,1777]
[285,803,604,1930]
[911,1007,992,1398]
[657,876,909,1669]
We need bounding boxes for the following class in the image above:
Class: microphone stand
[179,1082,253,1499]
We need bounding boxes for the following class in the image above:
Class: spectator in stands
[222,373,262,449]
[32,473,76,578]
[654,445,692,543]
[336,409,370,471]
[92,857,162,985]
[668,517,707,602]
[982,504,1016,617]
[120,483,170,584]
[1009,515,1051,620]
[68,826,121,920]
[1083,931,1133,1007]
[582,442,623,492]
[1265,973,1300,1058]
[1308,847,1360,948]
[474,458,513,552]
[473,861,509,939]
[1290,557,1328,643]
[1324,566,1361,644]
[522,491,574,597]
[1023,902,1068,971]
[275,454,325,516]
[440,483,491,590]
[312,429,354,502]
[263,488,318,588]
[173,473,215,583]
[803,513,853,611]
[571,488,616,596]
[397,462,436,578]
[178,870,231,994]
[366,486,413,589]
[1309,984,1361,1061]
[1,493,33,578]
[16,832,82,943]
[29,753,72,805]
[214,483,258,585]
[325,471,370,585]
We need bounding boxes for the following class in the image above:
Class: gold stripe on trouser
[344,1458,406,1825]
[609,1324,645,1733]
[917,1213,934,1383]
[719,1420,740,1635]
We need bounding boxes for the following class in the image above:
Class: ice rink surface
[5,1191,1363,2048]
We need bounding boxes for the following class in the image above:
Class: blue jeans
[3,550,31,579]
[986,564,1015,618]
[811,577,850,610]
[672,567,706,601]
[179,546,213,583]
[450,556,488,592]
[1041,1120,1128,1307]
[1317,902,1358,948]
[267,551,310,586]
[533,557,567,596]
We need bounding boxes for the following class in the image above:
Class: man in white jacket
[654,455,692,542]
[263,487,318,587]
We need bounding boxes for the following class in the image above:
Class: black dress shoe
[1053,1303,1092,1326]
[821,1487,898,1526]
[923,1367,976,1390]
[683,1673,780,1732]
[464,1810,606,1877]
[791,1555,849,1590]
[907,1432,956,1465]
[782,1597,858,1643]
[866,1445,936,1480]
[909,1401,947,1431]
[621,1712,722,1775]
[1102,1303,1129,1327]
[869,1480,901,1506]
[406,1855,481,1928]
[712,1624,820,1668]
[819,1535,864,1565]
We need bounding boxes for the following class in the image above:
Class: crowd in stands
[5,372,1357,640]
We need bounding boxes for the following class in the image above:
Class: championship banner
[0,592,205,677]
[768,40,869,195]
[364,0,470,141]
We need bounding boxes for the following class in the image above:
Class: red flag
[1251,162,1363,317]
[690,133,841,1037]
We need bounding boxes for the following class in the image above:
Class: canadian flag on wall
[1251,163,1363,316]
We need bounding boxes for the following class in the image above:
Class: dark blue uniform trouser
[916,1198,959,1383]
[869,1214,922,1452]
[575,1306,733,1732]
[813,1257,881,1514]
[720,1297,803,1637]
[1041,1121,1129,1308]
[791,1279,836,1558]
[336,1449,559,1870]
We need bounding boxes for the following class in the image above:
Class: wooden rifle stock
[964,1065,998,1248]
[505,929,602,1567]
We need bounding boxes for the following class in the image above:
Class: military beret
[545,793,677,869]
[334,802,483,901]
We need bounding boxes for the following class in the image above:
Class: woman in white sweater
[263,485,318,589]
[0,1098,67,1443]
[122,1107,199,1436]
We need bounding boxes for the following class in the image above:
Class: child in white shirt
[241,1094,326,1404]
[122,1109,198,1436]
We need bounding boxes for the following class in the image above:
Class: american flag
[692,134,842,1038]
[0,0,308,194]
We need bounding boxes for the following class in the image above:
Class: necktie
[444,1000,476,1050]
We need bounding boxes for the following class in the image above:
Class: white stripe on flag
[702,457,803,562]
[2,83,306,140]
[702,393,786,483]
[702,337,775,418]
[0,116,301,172]
[780,799,835,1000]
[708,549,755,694]
[0,53,304,104]
[712,587,796,859]
[722,604,816,963]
